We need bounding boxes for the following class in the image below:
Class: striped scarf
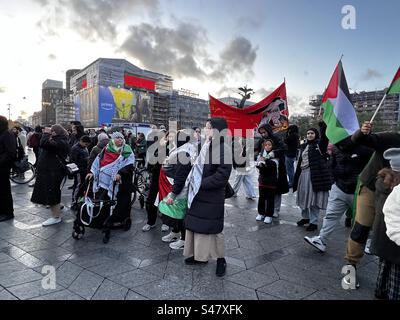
[186,138,211,209]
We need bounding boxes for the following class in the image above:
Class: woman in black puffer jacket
[293,121,332,231]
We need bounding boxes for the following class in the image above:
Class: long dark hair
[0,116,8,134]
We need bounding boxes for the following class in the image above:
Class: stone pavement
[0,153,378,300]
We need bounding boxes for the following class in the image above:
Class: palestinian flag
[387,67,400,94]
[321,61,359,144]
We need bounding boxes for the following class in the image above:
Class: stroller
[72,178,132,244]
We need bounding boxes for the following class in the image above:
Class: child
[256,139,279,224]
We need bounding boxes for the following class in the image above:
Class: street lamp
[6,103,11,120]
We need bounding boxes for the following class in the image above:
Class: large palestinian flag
[209,82,289,137]
[321,61,359,144]
[388,67,400,94]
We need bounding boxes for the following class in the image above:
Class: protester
[0,116,17,222]
[135,132,147,167]
[370,148,400,300]
[27,126,42,167]
[31,124,70,226]
[343,121,400,286]
[293,122,331,231]
[256,139,280,224]
[70,135,91,211]
[284,124,300,188]
[304,137,373,251]
[232,137,257,199]
[158,131,197,250]
[87,132,109,170]
[184,118,232,277]
[86,132,134,224]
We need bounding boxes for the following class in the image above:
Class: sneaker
[306,223,318,231]
[142,224,156,232]
[264,216,273,224]
[297,219,310,226]
[169,239,185,250]
[304,236,326,253]
[256,214,265,221]
[42,217,62,227]
[273,212,279,218]
[216,258,227,277]
[162,231,180,243]
[364,239,372,255]
[161,224,169,232]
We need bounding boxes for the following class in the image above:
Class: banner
[209,82,289,137]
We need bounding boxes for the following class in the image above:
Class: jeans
[301,206,320,225]
[232,171,256,198]
[285,156,296,188]
[319,184,354,244]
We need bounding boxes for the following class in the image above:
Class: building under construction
[309,89,400,131]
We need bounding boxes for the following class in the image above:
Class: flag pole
[370,93,387,123]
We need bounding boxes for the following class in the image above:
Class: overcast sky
[0,0,399,119]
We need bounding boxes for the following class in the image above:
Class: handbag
[225,182,235,199]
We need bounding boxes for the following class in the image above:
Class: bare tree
[236,85,254,109]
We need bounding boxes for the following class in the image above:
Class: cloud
[0,87,6,93]
[35,0,159,42]
[235,16,264,30]
[287,95,311,116]
[209,36,258,81]
[48,54,57,60]
[361,68,383,81]
[120,21,208,79]
[216,86,240,97]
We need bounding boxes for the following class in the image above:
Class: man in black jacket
[284,125,300,188]
[70,135,91,210]
[0,116,17,222]
[304,136,373,252]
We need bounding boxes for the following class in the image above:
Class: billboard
[74,86,154,127]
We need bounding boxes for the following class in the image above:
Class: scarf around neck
[106,139,133,158]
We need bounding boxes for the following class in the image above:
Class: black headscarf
[307,127,320,141]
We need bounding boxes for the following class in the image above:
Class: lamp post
[7,103,11,120]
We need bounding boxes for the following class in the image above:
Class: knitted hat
[383,148,400,172]
[97,132,109,142]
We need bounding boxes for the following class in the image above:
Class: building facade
[169,89,209,130]
[70,58,173,127]
[55,95,76,126]
[309,89,400,131]
[41,79,64,126]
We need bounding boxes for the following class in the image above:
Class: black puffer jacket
[370,177,400,264]
[185,118,232,234]
[70,142,89,174]
[331,139,373,194]
[293,122,332,192]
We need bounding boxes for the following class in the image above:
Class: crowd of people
[1,113,400,299]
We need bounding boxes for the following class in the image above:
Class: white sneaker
[264,216,273,224]
[256,214,265,221]
[304,236,326,253]
[162,231,180,243]
[142,224,155,232]
[273,212,279,218]
[42,217,62,227]
[161,224,169,232]
[169,239,185,250]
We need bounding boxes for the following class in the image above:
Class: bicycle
[9,158,36,184]
[131,159,151,209]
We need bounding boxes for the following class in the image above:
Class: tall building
[41,79,64,126]
[31,111,42,127]
[56,95,76,126]
[169,89,209,129]
[309,89,400,131]
[70,58,173,127]
[66,69,80,95]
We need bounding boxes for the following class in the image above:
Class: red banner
[209,82,289,137]
[124,73,156,91]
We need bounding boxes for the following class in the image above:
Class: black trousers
[0,171,14,217]
[258,187,276,217]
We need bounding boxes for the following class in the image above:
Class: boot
[216,258,227,277]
